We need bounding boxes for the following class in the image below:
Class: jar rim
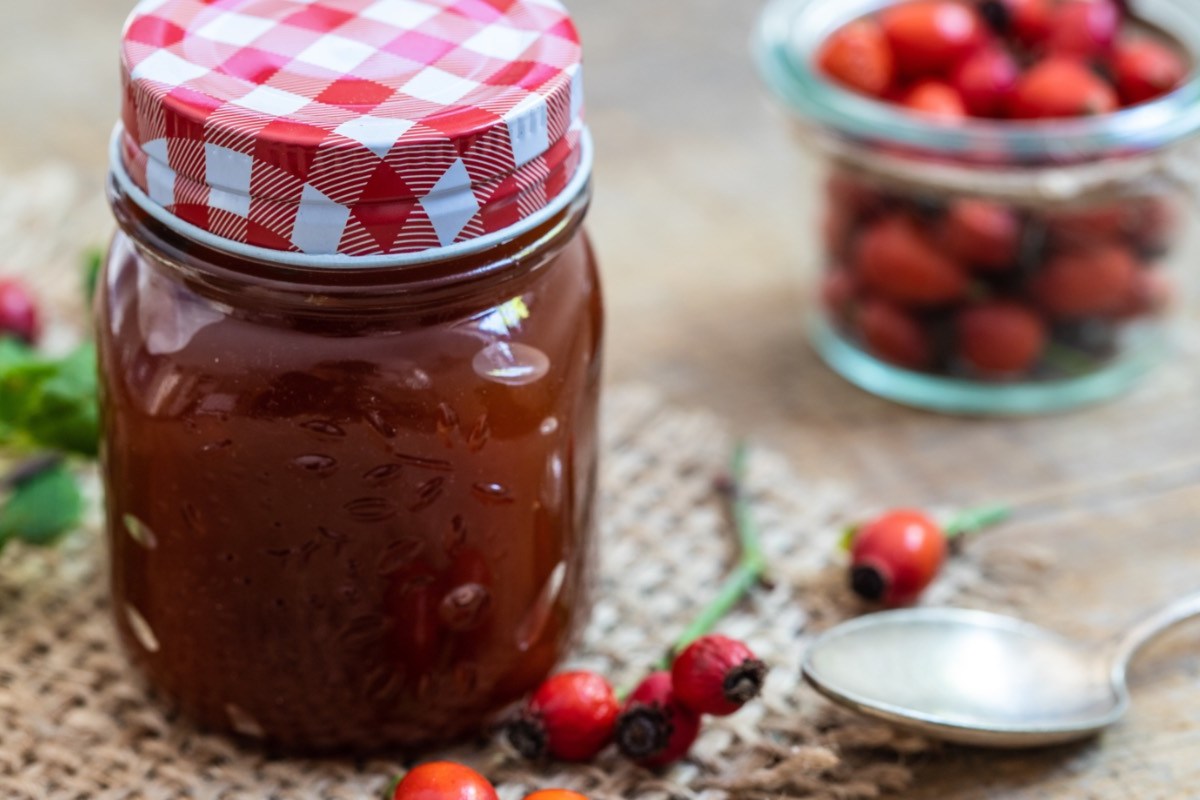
[754,0,1200,162]
[110,125,593,270]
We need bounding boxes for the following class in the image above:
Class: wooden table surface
[5,2,1200,797]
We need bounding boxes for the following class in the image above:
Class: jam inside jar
[102,0,599,752]
[99,182,602,752]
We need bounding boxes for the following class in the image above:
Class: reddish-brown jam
[98,187,602,753]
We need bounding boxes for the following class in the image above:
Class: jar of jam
[756,0,1200,414]
[99,0,600,753]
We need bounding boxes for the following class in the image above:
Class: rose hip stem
[943,503,1012,537]
[840,502,1011,551]
[626,442,767,691]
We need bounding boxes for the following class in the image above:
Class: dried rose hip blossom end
[615,672,702,768]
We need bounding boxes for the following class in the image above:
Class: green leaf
[21,344,100,457]
[0,342,99,457]
[84,247,104,306]
[0,463,84,547]
[839,523,860,552]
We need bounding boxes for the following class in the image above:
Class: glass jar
[99,0,600,753]
[756,0,1200,414]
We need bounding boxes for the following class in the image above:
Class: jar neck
[110,177,591,320]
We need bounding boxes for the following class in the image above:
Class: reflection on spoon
[803,593,1200,747]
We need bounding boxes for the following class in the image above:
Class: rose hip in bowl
[757,0,1200,414]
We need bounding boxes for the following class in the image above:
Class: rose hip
[1003,0,1055,46]
[952,46,1019,117]
[901,80,968,118]
[858,299,934,370]
[391,763,499,800]
[507,671,619,762]
[1046,0,1121,59]
[1032,244,1137,318]
[671,635,767,717]
[1010,57,1119,118]
[957,302,1047,375]
[855,216,969,307]
[939,199,1021,272]
[0,278,40,345]
[1114,37,1187,105]
[525,792,590,800]
[881,1,984,76]
[850,509,947,607]
[615,672,701,768]
[818,19,896,97]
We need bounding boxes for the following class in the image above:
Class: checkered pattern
[118,0,585,257]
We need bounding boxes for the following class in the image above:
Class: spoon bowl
[803,593,1200,748]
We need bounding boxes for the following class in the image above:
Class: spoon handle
[1111,591,1200,683]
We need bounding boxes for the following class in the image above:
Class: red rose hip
[1010,57,1119,118]
[614,672,701,768]
[392,763,499,800]
[858,300,934,370]
[0,278,40,345]
[1046,0,1121,59]
[850,509,947,606]
[881,1,984,76]
[671,635,768,717]
[818,19,896,97]
[855,216,969,307]
[901,80,968,118]
[957,302,1048,375]
[939,199,1021,271]
[1114,37,1188,106]
[952,47,1019,117]
[507,671,619,762]
[1032,244,1137,318]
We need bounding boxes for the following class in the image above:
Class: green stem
[651,441,768,674]
[944,504,1012,538]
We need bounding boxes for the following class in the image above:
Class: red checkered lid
[117,0,586,259]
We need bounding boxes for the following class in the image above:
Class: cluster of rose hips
[818,0,1187,118]
[391,762,588,800]
[505,634,767,768]
[815,1,1187,382]
[821,173,1174,380]
[0,278,41,345]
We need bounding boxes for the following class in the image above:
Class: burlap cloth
[0,166,1053,799]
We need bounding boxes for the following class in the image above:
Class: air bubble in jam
[472,482,514,505]
[123,514,158,549]
[290,454,338,475]
[439,583,492,631]
[125,604,160,653]
[410,477,446,512]
[515,561,567,652]
[467,414,491,452]
[436,402,460,447]
[301,419,346,438]
[363,463,404,486]
[344,496,399,522]
[377,536,426,576]
[444,515,468,554]
[225,703,265,739]
[472,342,550,386]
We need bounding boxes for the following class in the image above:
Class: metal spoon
[801,593,1200,748]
